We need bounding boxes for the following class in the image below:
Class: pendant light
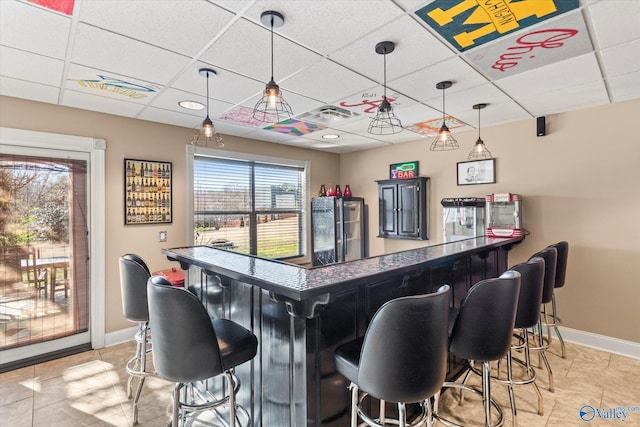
[467,103,493,160]
[430,81,459,151]
[368,41,403,135]
[252,10,293,123]
[190,68,224,148]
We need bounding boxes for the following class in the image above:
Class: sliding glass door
[0,150,90,360]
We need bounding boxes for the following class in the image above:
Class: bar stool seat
[334,285,451,427]
[434,271,521,427]
[147,276,258,427]
[119,253,153,425]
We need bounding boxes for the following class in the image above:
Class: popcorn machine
[486,193,523,238]
[441,197,486,242]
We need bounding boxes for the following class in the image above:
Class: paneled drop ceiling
[1,0,639,153]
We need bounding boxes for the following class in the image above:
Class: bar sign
[389,161,419,179]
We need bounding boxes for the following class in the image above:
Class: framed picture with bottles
[124,158,172,225]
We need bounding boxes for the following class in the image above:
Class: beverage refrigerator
[311,197,365,266]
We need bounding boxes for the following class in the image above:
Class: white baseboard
[104,326,138,348]
[551,326,640,360]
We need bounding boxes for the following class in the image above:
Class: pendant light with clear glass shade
[430,80,459,151]
[190,68,224,147]
[252,10,293,123]
[368,41,403,135]
[467,103,493,160]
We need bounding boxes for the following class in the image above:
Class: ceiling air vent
[297,105,360,125]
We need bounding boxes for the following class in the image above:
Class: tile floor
[0,338,638,426]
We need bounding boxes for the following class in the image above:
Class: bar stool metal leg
[125,321,153,425]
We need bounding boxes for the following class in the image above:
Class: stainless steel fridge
[311,196,365,266]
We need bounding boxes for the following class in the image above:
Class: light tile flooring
[1,339,639,426]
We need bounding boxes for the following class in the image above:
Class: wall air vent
[297,105,360,125]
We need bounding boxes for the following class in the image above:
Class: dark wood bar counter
[163,236,521,426]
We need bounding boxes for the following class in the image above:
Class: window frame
[186,145,310,261]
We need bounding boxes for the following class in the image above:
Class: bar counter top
[162,236,521,301]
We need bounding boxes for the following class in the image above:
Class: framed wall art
[457,158,496,185]
[124,158,172,224]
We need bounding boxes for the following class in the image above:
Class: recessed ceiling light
[178,100,205,111]
[322,134,340,139]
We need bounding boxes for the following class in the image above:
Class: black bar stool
[334,285,451,427]
[147,276,258,427]
[527,246,557,392]
[469,257,547,427]
[118,254,153,425]
[435,271,521,427]
[541,241,568,359]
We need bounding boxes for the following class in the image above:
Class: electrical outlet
[159,231,167,242]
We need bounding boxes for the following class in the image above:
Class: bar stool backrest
[147,276,224,383]
[528,246,557,304]
[550,241,569,289]
[449,271,521,363]
[119,254,151,322]
[509,257,545,329]
[358,285,450,404]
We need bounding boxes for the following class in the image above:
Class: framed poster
[457,158,496,185]
[124,158,172,224]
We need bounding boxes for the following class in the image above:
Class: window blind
[193,155,306,259]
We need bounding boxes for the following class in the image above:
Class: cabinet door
[342,199,363,262]
[398,181,420,237]
[378,184,397,236]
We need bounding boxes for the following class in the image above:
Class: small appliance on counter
[441,197,486,242]
[486,193,523,237]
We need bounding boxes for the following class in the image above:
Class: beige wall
[341,99,640,343]
[2,96,639,343]
[0,96,339,333]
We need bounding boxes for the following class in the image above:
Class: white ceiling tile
[0,0,71,59]
[0,76,60,104]
[61,88,147,118]
[0,47,64,86]
[70,23,191,85]
[425,83,512,121]
[389,57,488,103]
[199,17,320,82]
[171,63,264,105]
[517,80,609,117]
[495,54,603,99]
[600,39,640,77]
[242,1,406,54]
[282,59,375,104]
[137,106,204,130]
[607,71,640,102]
[329,14,455,82]
[151,88,234,117]
[77,0,235,57]
[588,0,640,49]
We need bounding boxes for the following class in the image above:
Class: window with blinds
[193,154,306,259]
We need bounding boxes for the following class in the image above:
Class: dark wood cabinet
[377,177,429,240]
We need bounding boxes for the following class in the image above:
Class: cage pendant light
[467,103,493,160]
[252,10,293,123]
[430,81,459,151]
[368,41,403,135]
[191,68,224,147]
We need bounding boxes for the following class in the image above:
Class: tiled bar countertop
[162,236,522,301]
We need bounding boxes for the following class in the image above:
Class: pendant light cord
[383,50,387,100]
[270,15,275,81]
[442,86,445,123]
[478,105,481,138]
[205,72,210,117]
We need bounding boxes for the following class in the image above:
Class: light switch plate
[159,231,167,242]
